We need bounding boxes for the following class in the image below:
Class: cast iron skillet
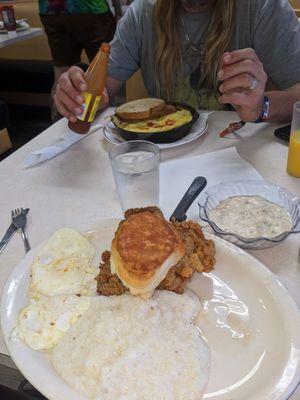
[112,103,199,144]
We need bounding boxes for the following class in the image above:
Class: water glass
[109,140,160,212]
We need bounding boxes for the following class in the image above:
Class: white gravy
[208,195,293,239]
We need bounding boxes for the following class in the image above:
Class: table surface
[0,110,299,398]
[0,27,43,48]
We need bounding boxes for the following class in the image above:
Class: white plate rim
[1,219,300,400]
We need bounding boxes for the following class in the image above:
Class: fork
[11,208,31,253]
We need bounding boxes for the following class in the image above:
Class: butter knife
[0,223,17,255]
[169,176,207,222]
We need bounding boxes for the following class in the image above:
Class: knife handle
[0,223,16,255]
[169,177,207,222]
[21,227,31,253]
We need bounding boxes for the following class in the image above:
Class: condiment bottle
[0,5,17,34]
[287,101,300,178]
[68,42,111,134]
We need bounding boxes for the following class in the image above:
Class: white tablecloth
[0,109,299,398]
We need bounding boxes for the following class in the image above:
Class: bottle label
[78,92,101,122]
[88,95,101,122]
[77,92,91,121]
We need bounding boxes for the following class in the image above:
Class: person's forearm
[266,83,300,123]
[112,0,123,17]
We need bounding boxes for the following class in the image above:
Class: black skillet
[112,103,199,144]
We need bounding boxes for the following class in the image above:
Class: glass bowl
[198,180,300,249]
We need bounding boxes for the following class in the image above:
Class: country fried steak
[96,207,215,296]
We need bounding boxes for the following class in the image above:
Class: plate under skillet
[112,103,199,144]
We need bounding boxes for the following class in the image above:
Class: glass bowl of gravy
[199,180,300,249]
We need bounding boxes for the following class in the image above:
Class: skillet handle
[169,177,207,222]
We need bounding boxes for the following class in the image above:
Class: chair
[126,70,149,102]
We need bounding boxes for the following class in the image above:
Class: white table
[0,110,299,398]
[0,27,43,48]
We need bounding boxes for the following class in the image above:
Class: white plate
[1,219,300,400]
[0,20,30,34]
[103,116,208,150]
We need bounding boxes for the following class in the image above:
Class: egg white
[13,295,91,350]
[29,228,96,297]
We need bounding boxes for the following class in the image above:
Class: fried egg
[13,295,91,350]
[29,228,96,298]
[113,108,193,133]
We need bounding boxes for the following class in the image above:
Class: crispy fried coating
[97,251,127,296]
[96,208,215,296]
[124,206,163,220]
[171,220,215,274]
[114,211,184,280]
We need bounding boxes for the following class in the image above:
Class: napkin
[23,123,102,168]
[160,147,263,220]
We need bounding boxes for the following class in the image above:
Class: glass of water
[109,140,160,212]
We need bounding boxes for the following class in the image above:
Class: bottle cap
[101,42,111,54]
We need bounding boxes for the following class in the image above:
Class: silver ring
[249,78,258,90]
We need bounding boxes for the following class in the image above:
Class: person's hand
[218,48,268,122]
[54,66,109,122]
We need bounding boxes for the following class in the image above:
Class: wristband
[255,95,270,123]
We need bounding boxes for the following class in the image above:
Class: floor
[0,356,46,399]
[0,104,52,162]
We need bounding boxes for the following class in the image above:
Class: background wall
[0,0,51,60]
[0,0,299,102]
[0,0,299,61]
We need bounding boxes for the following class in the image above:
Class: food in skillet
[112,98,193,133]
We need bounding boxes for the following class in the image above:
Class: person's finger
[218,59,267,82]
[219,73,261,94]
[69,67,87,92]
[222,48,260,66]
[58,73,84,105]
[57,87,83,116]
[98,88,110,111]
[54,95,78,123]
[218,92,251,107]
[101,88,109,107]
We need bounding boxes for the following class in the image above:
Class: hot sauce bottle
[68,42,111,134]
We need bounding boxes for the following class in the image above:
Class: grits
[52,291,210,400]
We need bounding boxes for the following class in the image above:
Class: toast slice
[115,98,167,121]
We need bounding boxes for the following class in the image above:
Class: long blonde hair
[154,0,236,99]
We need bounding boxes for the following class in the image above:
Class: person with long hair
[54,0,300,123]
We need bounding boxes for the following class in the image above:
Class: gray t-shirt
[108,0,300,109]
